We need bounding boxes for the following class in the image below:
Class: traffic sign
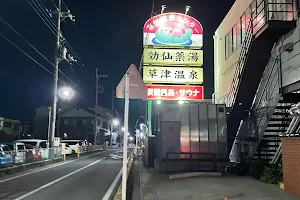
[116,64,147,100]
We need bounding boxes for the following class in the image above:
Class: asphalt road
[0,147,134,200]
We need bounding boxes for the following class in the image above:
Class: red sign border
[146,84,204,101]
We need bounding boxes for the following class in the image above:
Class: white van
[16,139,49,159]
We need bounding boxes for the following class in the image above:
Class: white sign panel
[143,66,203,84]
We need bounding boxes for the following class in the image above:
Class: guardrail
[103,149,135,200]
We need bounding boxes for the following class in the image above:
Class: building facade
[33,106,119,144]
[0,117,21,141]
[214,0,300,197]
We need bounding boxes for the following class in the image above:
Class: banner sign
[143,48,203,66]
[147,85,204,101]
[143,13,203,48]
[143,66,203,84]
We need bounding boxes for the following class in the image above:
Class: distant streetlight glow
[157,100,161,104]
[178,100,185,105]
[121,127,125,131]
[113,119,119,125]
[129,136,134,141]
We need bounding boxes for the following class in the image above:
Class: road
[0,148,134,200]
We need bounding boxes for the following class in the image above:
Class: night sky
[0,0,234,125]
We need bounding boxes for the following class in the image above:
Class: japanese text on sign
[143,49,203,66]
[143,66,203,84]
[146,85,204,101]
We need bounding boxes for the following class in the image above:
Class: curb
[169,172,222,180]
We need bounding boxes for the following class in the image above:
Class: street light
[121,127,125,131]
[58,87,75,100]
[157,100,161,104]
[113,119,119,125]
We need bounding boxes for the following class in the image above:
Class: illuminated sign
[143,48,203,66]
[143,13,203,48]
[147,85,204,101]
[143,66,203,84]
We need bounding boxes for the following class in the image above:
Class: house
[0,117,21,142]
[33,106,119,144]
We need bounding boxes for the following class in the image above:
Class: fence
[0,147,62,168]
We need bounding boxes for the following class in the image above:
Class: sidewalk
[136,158,299,200]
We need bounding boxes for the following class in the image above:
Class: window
[17,145,25,151]
[225,34,229,59]
[2,146,10,152]
[64,119,68,125]
[40,142,47,148]
[241,13,246,43]
[228,29,233,57]
[236,20,242,48]
[233,24,237,51]
[82,119,87,124]
[3,122,12,128]
[91,119,95,124]
[97,119,101,126]
[72,119,77,124]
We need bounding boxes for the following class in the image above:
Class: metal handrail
[223,0,294,107]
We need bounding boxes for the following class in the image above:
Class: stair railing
[223,19,254,107]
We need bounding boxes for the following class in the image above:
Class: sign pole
[122,72,129,200]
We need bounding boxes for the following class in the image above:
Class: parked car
[16,139,49,159]
[61,143,72,155]
[6,142,26,165]
[0,144,13,168]
[24,144,42,163]
[61,140,86,154]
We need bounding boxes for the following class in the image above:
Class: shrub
[259,166,283,184]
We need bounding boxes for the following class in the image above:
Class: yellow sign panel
[143,66,203,84]
[143,48,203,66]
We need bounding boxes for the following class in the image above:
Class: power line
[28,0,85,68]
[0,15,84,95]
[0,16,86,100]
[62,0,80,32]
[27,0,57,36]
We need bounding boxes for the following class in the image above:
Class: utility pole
[94,69,108,145]
[50,0,76,150]
[110,87,114,147]
[94,69,99,145]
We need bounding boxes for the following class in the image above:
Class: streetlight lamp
[113,119,119,125]
[58,87,75,100]
[110,118,120,147]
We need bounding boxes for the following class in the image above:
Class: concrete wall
[282,137,300,198]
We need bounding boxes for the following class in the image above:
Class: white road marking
[14,157,106,200]
[0,150,107,184]
[102,151,133,200]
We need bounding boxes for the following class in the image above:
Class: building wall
[282,137,300,198]
[214,0,297,102]
[214,0,253,102]
[279,20,300,88]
